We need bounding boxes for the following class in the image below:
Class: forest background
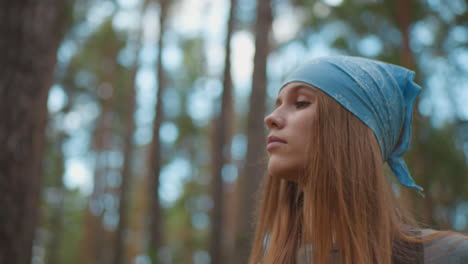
[1,0,467,264]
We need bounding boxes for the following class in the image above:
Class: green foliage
[59,190,88,264]
[416,123,468,200]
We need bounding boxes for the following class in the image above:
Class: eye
[295,101,311,109]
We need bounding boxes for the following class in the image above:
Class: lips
[267,135,287,144]
[267,135,288,151]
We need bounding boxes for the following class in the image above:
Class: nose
[264,110,284,130]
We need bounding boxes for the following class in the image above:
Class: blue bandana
[281,55,423,192]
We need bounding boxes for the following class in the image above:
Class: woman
[250,56,468,264]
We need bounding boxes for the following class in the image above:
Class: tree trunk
[46,133,67,264]
[394,0,415,70]
[113,66,137,264]
[234,0,273,262]
[147,0,169,261]
[113,2,146,261]
[79,93,115,264]
[126,147,152,263]
[0,1,66,263]
[394,0,433,224]
[209,0,237,263]
[46,71,75,264]
[224,164,241,264]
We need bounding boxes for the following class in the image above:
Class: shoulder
[422,229,468,264]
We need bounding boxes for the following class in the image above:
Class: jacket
[296,229,468,264]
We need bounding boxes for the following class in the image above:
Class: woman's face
[264,82,318,181]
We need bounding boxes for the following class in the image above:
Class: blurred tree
[209,0,237,262]
[391,0,434,225]
[11,0,465,263]
[390,0,468,229]
[43,96,72,264]
[79,60,115,264]
[0,1,70,264]
[112,2,149,264]
[126,150,150,263]
[73,18,130,264]
[39,3,95,261]
[112,79,137,264]
[112,36,137,264]
[147,0,170,262]
[167,35,210,263]
[234,0,273,262]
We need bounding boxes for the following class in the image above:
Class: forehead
[277,83,317,99]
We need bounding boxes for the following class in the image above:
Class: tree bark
[394,0,415,70]
[46,69,75,264]
[112,1,147,261]
[394,0,433,224]
[234,0,273,263]
[126,146,152,263]
[78,95,114,264]
[46,133,67,264]
[0,1,66,263]
[147,0,169,261]
[209,0,237,263]
[113,64,137,264]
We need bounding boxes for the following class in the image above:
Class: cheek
[267,110,316,178]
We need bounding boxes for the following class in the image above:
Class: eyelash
[295,101,311,108]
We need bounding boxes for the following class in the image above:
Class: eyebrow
[275,84,317,107]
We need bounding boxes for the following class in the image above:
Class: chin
[267,160,300,182]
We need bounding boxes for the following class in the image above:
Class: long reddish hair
[249,88,444,264]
